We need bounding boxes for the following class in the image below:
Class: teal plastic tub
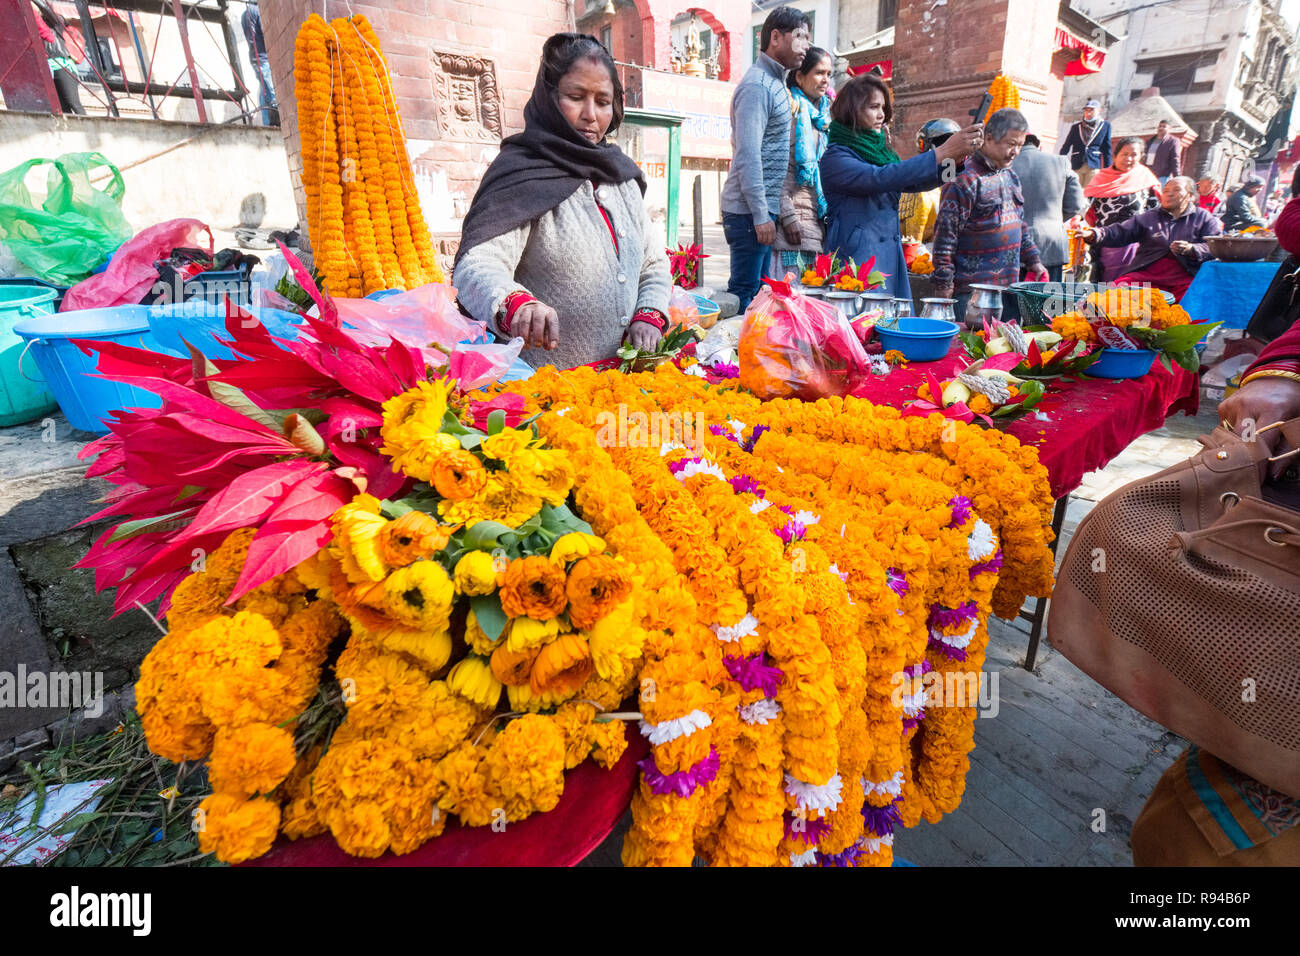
[14,306,177,433]
[0,285,60,426]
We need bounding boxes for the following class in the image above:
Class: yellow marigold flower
[499,555,568,621]
[529,633,594,697]
[207,722,297,797]
[436,741,498,827]
[431,449,489,501]
[565,554,633,630]
[380,511,452,567]
[800,270,823,286]
[140,708,213,764]
[505,614,563,653]
[586,598,643,680]
[453,550,498,596]
[480,426,538,462]
[968,394,994,415]
[508,449,575,507]
[381,560,455,632]
[332,496,389,584]
[490,642,540,687]
[382,379,450,435]
[447,655,502,709]
[439,475,543,529]
[196,793,281,864]
[549,531,606,566]
[371,624,453,672]
[484,714,566,817]
[505,681,566,713]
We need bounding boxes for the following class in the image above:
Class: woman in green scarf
[820,73,981,304]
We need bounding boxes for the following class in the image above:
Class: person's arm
[1174,213,1222,264]
[1062,168,1085,221]
[1059,126,1077,158]
[820,148,942,199]
[633,195,672,328]
[1090,213,1148,248]
[730,81,774,226]
[1098,123,1112,168]
[778,119,801,242]
[931,178,972,294]
[453,221,537,337]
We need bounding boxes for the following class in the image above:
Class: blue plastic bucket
[874,316,960,362]
[0,285,60,426]
[13,306,178,433]
[1088,348,1157,379]
[145,301,303,361]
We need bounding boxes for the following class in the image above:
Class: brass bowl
[1207,235,1279,262]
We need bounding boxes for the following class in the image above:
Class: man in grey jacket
[720,6,810,309]
[1012,134,1085,283]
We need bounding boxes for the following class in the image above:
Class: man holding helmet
[899,118,961,241]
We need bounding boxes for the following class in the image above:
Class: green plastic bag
[0,152,133,286]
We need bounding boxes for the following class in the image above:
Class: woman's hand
[1075,224,1098,242]
[626,320,662,353]
[1170,240,1192,256]
[511,300,559,350]
[1024,264,1050,282]
[783,221,802,245]
[935,124,984,167]
[1218,375,1300,478]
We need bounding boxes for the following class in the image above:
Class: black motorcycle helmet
[917,118,961,153]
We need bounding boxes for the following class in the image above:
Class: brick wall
[259,0,571,251]
[891,0,1066,157]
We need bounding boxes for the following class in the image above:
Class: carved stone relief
[431,51,504,143]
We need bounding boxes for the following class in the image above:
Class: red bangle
[499,291,535,336]
[631,308,667,332]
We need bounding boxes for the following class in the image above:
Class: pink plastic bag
[61,218,211,312]
[332,283,487,351]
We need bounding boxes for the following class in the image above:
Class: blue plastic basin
[1088,348,1157,379]
[145,301,303,361]
[874,316,960,362]
[14,306,179,433]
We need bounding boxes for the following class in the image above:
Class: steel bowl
[1207,235,1279,262]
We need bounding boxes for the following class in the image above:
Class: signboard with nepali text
[640,70,733,160]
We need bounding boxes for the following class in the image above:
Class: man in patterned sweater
[932,108,1049,317]
[720,6,810,309]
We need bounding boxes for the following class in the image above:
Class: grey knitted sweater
[720,52,793,225]
[453,179,671,370]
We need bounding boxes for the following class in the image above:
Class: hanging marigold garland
[292,14,444,296]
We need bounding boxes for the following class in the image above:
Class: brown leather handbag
[1048,417,1300,797]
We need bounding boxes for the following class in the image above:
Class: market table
[848,341,1200,668]
[1178,259,1281,329]
[245,727,648,867]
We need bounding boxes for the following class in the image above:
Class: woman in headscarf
[1082,136,1160,282]
[454,33,670,370]
[819,73,981,302]
[771,46,833,278]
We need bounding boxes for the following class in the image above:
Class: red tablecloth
[244,725,646,867]
[847,343,1200,499]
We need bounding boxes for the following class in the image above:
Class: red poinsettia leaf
[815,254,832,276]
[183,460,325,538]
[224,470,352,602]
[858,256,876,280]
[981,352,1025,372]
[1025,337,1043,367]
[276,240,337,325]
[925,370,947,408]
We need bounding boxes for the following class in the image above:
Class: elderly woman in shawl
[1082,136,1161,282]
[454,33,670,370]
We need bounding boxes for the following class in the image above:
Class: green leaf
[539,503,593,535]
[107,509,195,543]
[1170,348,1200,372]
[470,593,508,641]
[486,409,506,435]
[458,433,483,450]
[463,520,513,550]
[187,343,282,432]
[499,512,544,547]
[440,409,471,435]
[958,331,987,358]
[380,498,415,519]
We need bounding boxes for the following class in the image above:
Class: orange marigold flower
[490,643,540,687]
[196,793,281,864]
[207,722,297,797]
[379,511,452,566]
[499,556,568,621]
[564,554,633,630]
[529,633,594,697]
[431,449,488,501]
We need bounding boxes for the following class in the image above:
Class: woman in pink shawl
[1082,137,1160,282]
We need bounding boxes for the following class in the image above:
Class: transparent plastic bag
[738,274,872,400]
[332,282,487,352]
[668,286,701,330]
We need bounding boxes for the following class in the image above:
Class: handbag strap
[1170,516,1300,553]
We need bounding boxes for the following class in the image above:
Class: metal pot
[964,283,1004,329]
